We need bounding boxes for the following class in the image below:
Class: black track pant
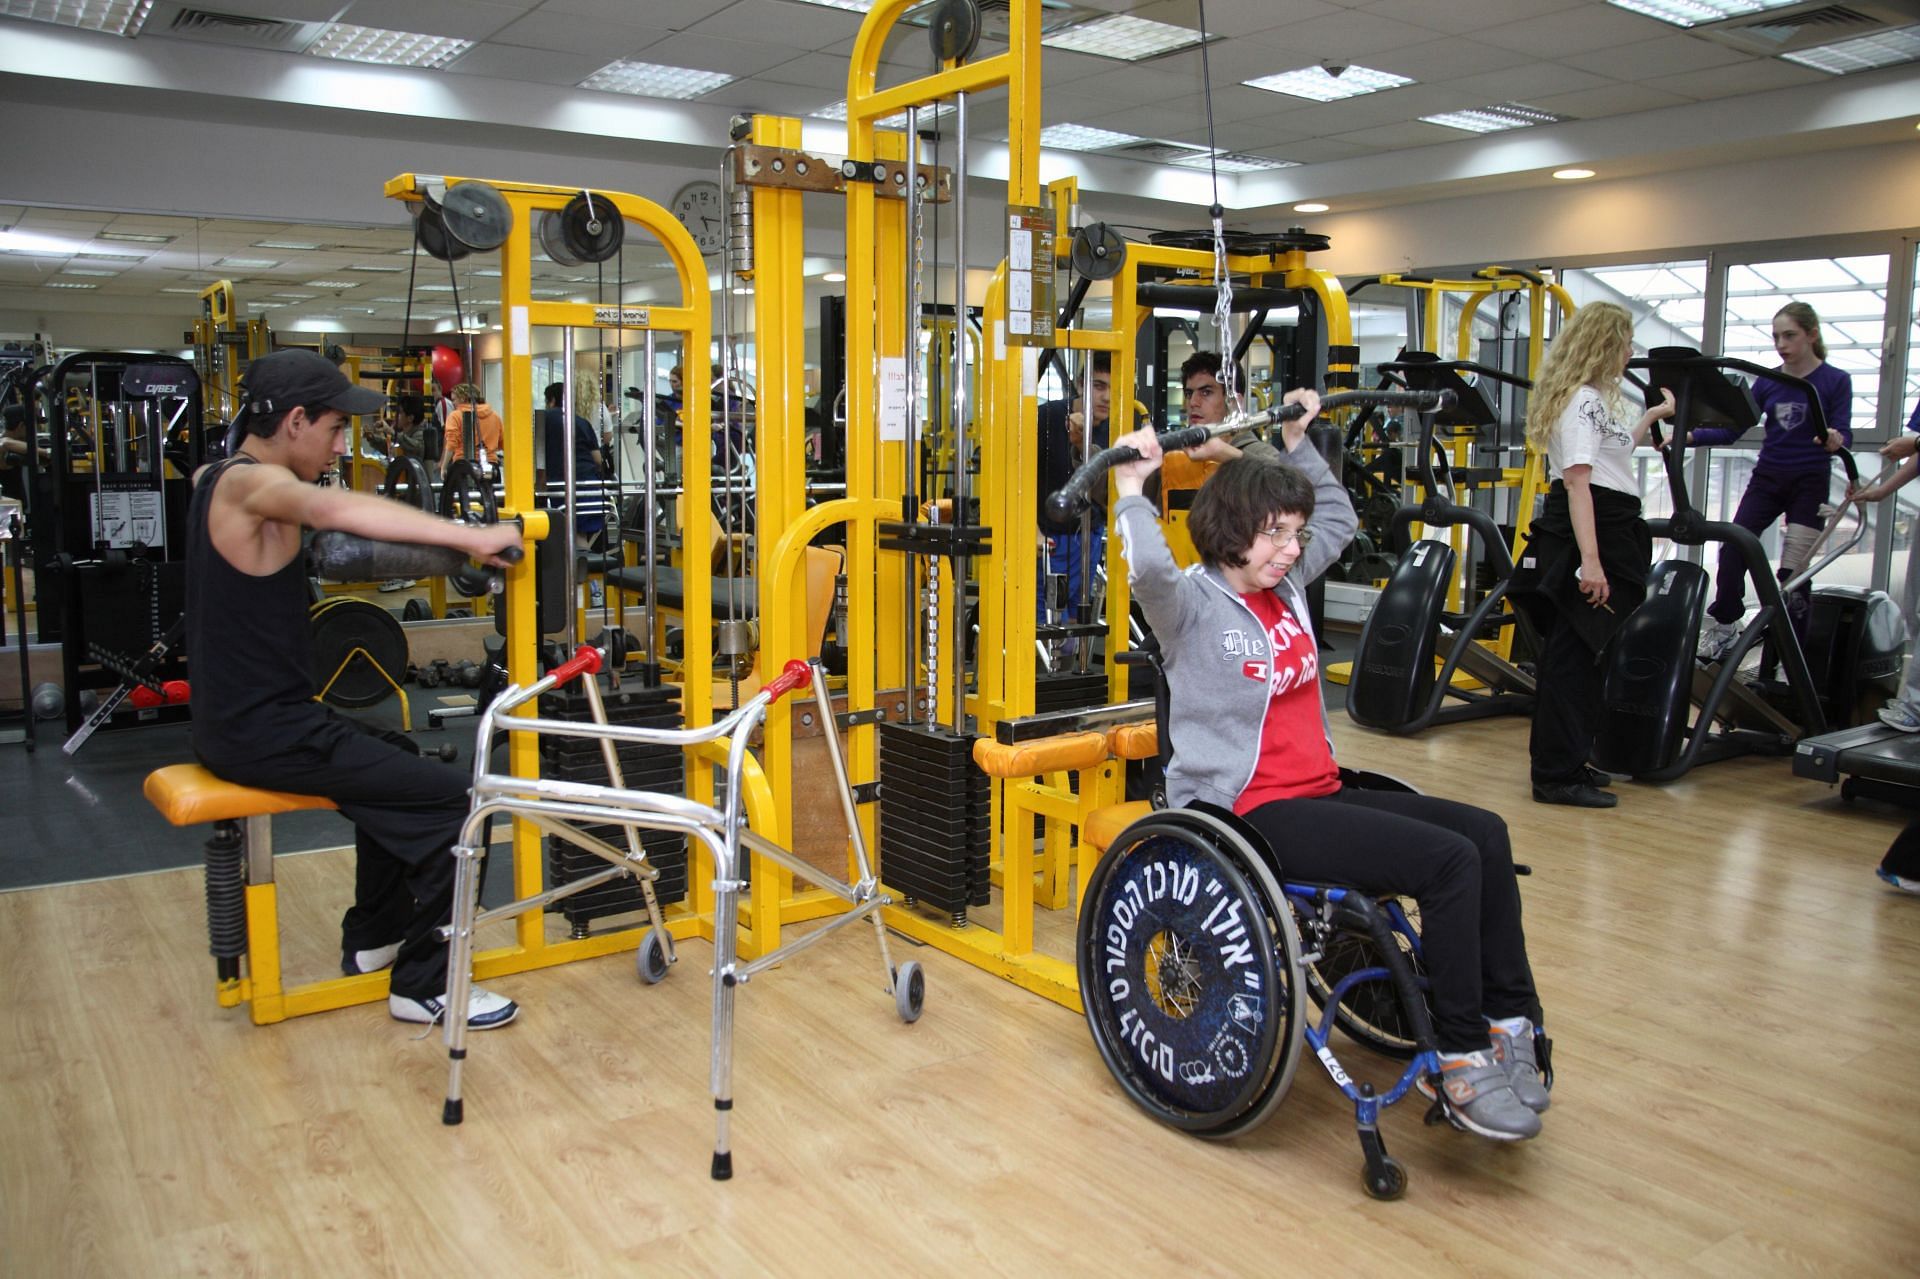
[1883,820,1920,882]
[1241,788,1540,1053]
[199,709,469,1000]
[1528,604,1605,786]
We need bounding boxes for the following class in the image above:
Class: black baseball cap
[235,349,385,429]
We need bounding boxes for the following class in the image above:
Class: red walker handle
[549,646,604,687]
[763,659,813,702]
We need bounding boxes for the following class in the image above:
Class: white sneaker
[1696,618,1740,663]
[378,578,417,593]
[341,941,401,976]
[1878,700,1920,734]
[389,986,519,1030]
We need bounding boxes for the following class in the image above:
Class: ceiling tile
[1358,0,1587,37]
[1561,33,1754,81]
[485,11,669,57]
[536,0,715,26]
[709,79,838,116]
[1133,0,1342,38]
[687,0,863,51]
[635,31,805,78]
[1367,37,1530,82]
[336,0,533,41]
[1527,81,1694,117]
[1442,62,1614,101]
[1475,4,1665,58]
[1273,136,1381,163]
[753,52,858,92]
[1642,56,1830,100]
[1240,9,1446,59]
[446,43,611,85]
[1330,120,1465,149]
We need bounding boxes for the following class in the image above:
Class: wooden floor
[5,712,1920,1276]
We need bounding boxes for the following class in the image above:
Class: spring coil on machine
[204,820,248,979]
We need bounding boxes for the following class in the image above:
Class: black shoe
[1583,765,1613,788]
[1532,780,1618,808]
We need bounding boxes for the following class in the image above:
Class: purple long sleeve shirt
[1690,362,1852,474]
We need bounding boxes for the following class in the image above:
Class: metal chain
[1211,206,1237,415]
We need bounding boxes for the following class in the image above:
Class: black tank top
[185,455,321,766]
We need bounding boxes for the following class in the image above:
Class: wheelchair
[1077,653,1549,1199]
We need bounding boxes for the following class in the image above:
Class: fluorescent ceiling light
[1042,14,1203,61]
[100,231,172,244]
[812,100,954,128]
[1605,0,1800,29]
[530,287,574,297]
[1293,202,1330,213]
[1039,123,1147,151]
[215,257,279,269]
[306,23,473,70]
[1553,167,1596,180]
[0,0,150,36]
[369,297,408,303]
[1782,25,1920,74]
[74,251,143,261]
[1421,103,1563,134]
[1243,65,1413,101]
[822,271,847,282]
[272,292,317,300]
[1166,150,1298,173]
[60,268,117,277]
[45,281,97,289]
[416,284,457,293]
[159,286,201,294]
[582,59,736,99]
[347,264,405,273]
[254,240,321,251]
[305,280,361,289]
[787,0,869,9]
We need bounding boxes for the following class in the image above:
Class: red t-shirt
[1233,589,1341,814]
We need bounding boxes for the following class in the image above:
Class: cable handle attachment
[1044,387,1456,525]
[762,659,813,703]
[548,645,604,688]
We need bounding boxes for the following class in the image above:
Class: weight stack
[877,720,990,923]
[1035,669,1109,715]
[538,681,688,931]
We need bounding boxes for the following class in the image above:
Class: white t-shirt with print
[1548,385,1638,498]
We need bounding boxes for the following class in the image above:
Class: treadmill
[1794,720,1920,808]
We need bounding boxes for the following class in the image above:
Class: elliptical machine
[1592,348,1879,781]
[1347,354,1539,734]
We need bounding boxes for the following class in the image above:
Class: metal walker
[438,647,925,1179]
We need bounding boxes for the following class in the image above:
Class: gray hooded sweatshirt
[1113,434,1358,812]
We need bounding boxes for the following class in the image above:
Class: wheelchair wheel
[1076,809,1306,1138]
[1303,895,1429,1060]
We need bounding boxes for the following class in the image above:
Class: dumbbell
[422,742,458,763]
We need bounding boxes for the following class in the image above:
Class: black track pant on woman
[1240,788,1539,1053]
[1529,603,1605,786]
[197,708,469,1001]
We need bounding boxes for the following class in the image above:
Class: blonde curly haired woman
[1509,302,1675,808]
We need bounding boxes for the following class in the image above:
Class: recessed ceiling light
[1606,0,1800,30]
[1243,65,1414,102]
[0,0,151,37]
[61,268,118,277]
[1553,168,1596,180]
[812,99,953,128]
[100,231,172,244]
[789,0,869,9]
[305,280,361,289]
[45,281,98,289]
[74,251,143,261]
[416,284,456,293]
[581,59,736,100]
[1039,123,1148,152]
[1293,202,1330,214]
[1421,103,1564,134]
[160,286,202,294]
[822,271,847,283]
[215,257,279,269]
[346,264,405,273]
[530,288,574,298]
[273,292,317,300]
[253,240,322,251]
[1166,150,1298,173]
[1042,14,1204,61]
[1782,25,1920,74]
[369,297,409,303]
[306,23,473,69]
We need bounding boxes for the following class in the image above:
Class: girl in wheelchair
[1109,395,1549,1142]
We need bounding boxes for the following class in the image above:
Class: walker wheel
[893,961,925,1023]
[637,926,672,985]
[1363,1156,1407,1201]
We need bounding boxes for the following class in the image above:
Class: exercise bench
[143,763,382,1025]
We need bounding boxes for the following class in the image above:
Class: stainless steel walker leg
[441,839,484,1125]
[707,829,743,1179]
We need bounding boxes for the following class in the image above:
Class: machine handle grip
[762,659,813,703]
[1044,387,1455,524]
[549,646,604,687]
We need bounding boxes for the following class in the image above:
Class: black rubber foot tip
[711,1151,733,1181]
[442,1099,464,1126]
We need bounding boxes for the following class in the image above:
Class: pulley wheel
[440,181,513,252]
[558,191,624,264]
[310,597,409,709]
[539,209,585,267]
[1273,225,1331,253]
[1070,222,1126,282]
[381,455,434,512]
[414,200,471,263]
[927,0,982,63]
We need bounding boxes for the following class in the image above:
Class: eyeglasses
[1259,526,1314,550]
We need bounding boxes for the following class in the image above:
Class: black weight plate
[927,0,982,63]
[311,598,409,708]
[440,181,512,252]
[1070,222,1126,282]
[402,597,431,622]
[539,209,585,267]
[559,191,623,264]
[414,201,471,263]
[382,455,433,512]
[439,458,498,524]
[1077,816,1287,1132]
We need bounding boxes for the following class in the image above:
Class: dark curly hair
[1188,455,1315,569]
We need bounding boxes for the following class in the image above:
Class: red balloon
[430,345,464,394]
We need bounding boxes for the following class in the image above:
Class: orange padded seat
[144,763,337,827]
[1085,800,1153,853]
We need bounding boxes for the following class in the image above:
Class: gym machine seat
[143,763,387,1026]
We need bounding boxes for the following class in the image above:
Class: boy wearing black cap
[185,349,524,1031]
